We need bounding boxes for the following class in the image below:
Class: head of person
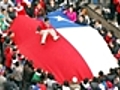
[17,2,22,7]
[72,76,78,84]
[15,61,20,67]
[107,30,113,37]
[69,5,74,13]
[44,17,50,24]
[47,73,55,80]
[63,80,69,87]
[78,15,85,22]
[27,2,32,8]
[49,0,55,5]
[81,8,88,15]
[0,15,4,21]
[7,30,15,38]
[37,26,41,32]
[1,8,7,15]
[37,3,42,9]
[94,20,102,28]
[8,5,14,12]
[4,0,8,4]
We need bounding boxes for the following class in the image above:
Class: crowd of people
[98,0,120,28]
[0,0,120,90]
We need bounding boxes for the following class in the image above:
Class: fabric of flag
[10,10,118,83]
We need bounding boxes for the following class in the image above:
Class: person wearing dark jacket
[108,41,119,54]
[0,34,5,64]
[98,27,107,38]
[22,61,34,90]
[25,3,34,17]
[76,15,87,25]
[4,75,19,90]
[7,5,17,20]
[46,0,59,12]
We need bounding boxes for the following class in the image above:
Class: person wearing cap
[36,17,60,45]
[70,76,81,90]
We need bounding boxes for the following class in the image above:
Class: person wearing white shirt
[99,83,106,90]
[0,0,14,10]
[62,81,71,90]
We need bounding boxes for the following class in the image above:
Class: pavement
[86,4,120,38]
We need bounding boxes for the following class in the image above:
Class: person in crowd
[70,76,81,90]
[98,79,106,90]
[0,15,7,34]
[107,68,117,83]
[63,5,77,22]
[0,64,6,90]
[76,15,88,25]
[79,8,90,24]
[78,0,89,6]
[7,5,17,20]
[98,71,107,82]
[31,68,42,83]
[106,80,115,90]
[37,80,47,90]
[108,40,119,54]
[115,49,120,60]
[0,0,120,90]
[0,0,14,10]
[98,27,107,38]
[29,82,40,90]
[114,76,120,90]
[104,30,115,44]
[46,0,59,12]
[113,0,119,7]
[11,46,19,57]
[4,30,15,43]
[90,77,100,90]
[4,75,19,90]
[46,73,57,90]
[4,43,13,72]
[81,78,91,90]
[59,0,68,6]
[36,17,60,45]
[109,0,116,20]
[39,0,46,9]
[0,8,12,30]
[15,0,22,4]
[10,54,18,70]
[12,61,23,89]
[94,20,102,30]
[116,1,120,25]
[0,34,5,64]
[14,2,26,16]
[62,81,70,90]
[102,5,112,20]
[1,8,12,24]
[34,2,46,18]
[23,60,34,90]
[113,0,120,27]
[25,2,34,17]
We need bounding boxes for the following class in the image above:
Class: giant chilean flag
[10,10,118,83]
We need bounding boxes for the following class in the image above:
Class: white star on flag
[50,15,73,23]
